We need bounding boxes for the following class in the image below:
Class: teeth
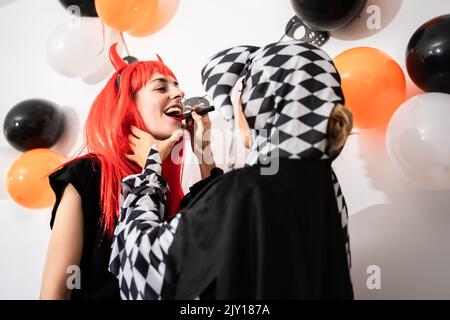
[164,106,182,116]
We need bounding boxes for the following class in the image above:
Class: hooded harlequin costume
[109,40,353,299]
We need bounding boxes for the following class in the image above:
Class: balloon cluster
[58,0,179,37]
[290,2,450,190]
[386,93,450,191]
[3,99,66,209]
[388,15,450,190]
[49,0,179,83]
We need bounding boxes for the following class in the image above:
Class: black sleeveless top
[49,157,121,300]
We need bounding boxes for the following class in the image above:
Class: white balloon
[82,29,123,84]
[47,17,122,79]
[81,55,116,84]
[386,93,450,190]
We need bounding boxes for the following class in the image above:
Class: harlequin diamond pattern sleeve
[109,146,182,300]
[331,168,351,270]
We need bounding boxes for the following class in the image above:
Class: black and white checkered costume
[109,147,182,299]
[201,40,351,269]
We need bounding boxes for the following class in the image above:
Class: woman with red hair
[40,44,216,300]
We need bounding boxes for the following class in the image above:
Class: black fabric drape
[163,158,353,299]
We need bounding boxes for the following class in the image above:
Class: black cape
[162,158,353,299]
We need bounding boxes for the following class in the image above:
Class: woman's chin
[148,117,182,139]
[167,123,182,133]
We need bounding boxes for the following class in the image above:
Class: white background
[0,0,449,299]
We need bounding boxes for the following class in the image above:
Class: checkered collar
[201,40,345,165]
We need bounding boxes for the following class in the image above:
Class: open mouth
[163,105,183,118]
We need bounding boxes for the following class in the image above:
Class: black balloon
[406,15,450,94]
[58,0,98,17]
[290,0,367,32]
[3,99,65,152]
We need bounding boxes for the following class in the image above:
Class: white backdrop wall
[0,0,449,299]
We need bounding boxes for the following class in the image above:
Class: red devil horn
[109,43,127,71]
[156,54,165,64]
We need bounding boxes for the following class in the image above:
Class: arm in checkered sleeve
[109,145,181,300]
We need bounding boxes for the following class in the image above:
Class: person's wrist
[196,145,214,163]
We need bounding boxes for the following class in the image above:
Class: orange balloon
[129,0,179,37]
[7,149,66,209]
[95,0,158,34]
[334,47,406,129]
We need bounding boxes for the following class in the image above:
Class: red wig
[80,44,184,237]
